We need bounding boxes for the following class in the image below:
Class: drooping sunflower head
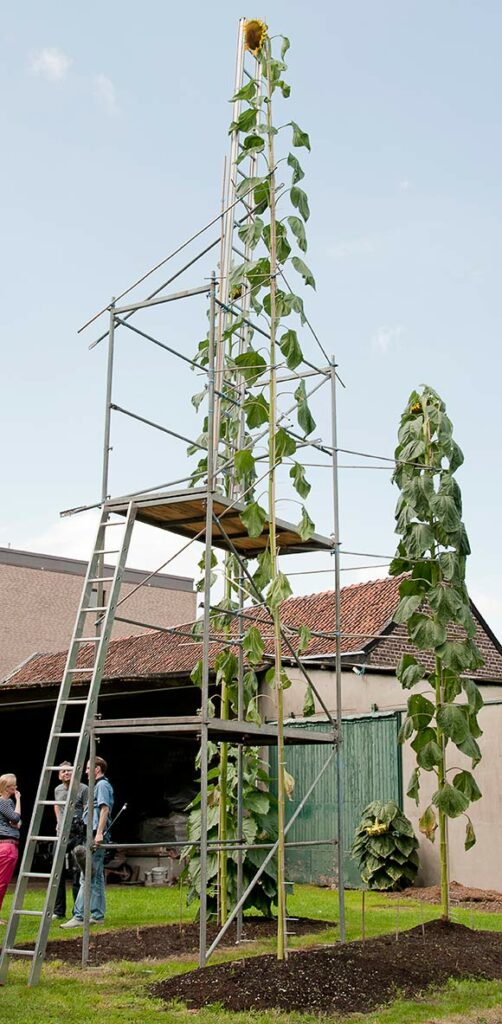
[243,19,268,56]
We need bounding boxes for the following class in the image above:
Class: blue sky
[2,2,501,635]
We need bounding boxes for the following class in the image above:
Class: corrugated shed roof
[3,575,502,689]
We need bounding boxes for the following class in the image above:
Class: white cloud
[398,179,411,192]
[15,511,200,583]
[93,73,118,115]
[371,324,404,355]
[30,47,71,83]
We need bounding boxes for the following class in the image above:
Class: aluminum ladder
[0,502,136,985]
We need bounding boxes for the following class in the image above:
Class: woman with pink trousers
[0,773,21,925]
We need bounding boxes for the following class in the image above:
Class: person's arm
[54,791,62,829]
[94,804,109,846]
[0,794,21,828]
[14,789,21,829]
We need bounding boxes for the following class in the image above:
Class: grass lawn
[1,884,502,1024]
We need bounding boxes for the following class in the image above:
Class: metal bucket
[151,866,166,886]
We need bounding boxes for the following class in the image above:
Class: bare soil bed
[389,880,502,914]
[34,916,332,965]
[151,920,502,1015]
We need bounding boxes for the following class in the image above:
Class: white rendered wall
[265,666,502,890]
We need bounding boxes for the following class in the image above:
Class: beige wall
[268,666,502,890]
[0,562,196,680]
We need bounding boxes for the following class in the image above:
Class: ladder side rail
[0,506,135,983]
[26,502,137,985]
[0,512,115,970]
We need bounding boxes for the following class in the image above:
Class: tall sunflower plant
[391,385,484,921]
[186,21,319,957]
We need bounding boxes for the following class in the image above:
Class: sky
[1,1,501,636]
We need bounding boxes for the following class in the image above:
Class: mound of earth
[32,916,333,965]
[390,880,502,913]
[151,920,502,1015]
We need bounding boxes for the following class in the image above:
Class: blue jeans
[73,847,106,921]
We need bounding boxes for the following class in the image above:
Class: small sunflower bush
[351,800,420,890]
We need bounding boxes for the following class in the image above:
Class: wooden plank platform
[93,715,337,746]
[105,488,333,558]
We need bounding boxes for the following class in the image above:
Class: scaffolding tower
[0,19,346,985]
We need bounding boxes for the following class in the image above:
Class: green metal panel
[270,714,401,887]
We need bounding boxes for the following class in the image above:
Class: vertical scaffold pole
[81,736,96,968]
[213,17,246,452]
[199,272,217,967]
[235,571,244,943]
[330,357,346,943]
[96,300,115,633]
[101,301,115,505]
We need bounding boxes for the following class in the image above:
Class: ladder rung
[46,764,79,771]
[82,606,107,612]
[53,732,81,738]
[74,637,100,643]
[38,800,65,806]
[4,949,35,958]
[95,549,120,555]
[89,576,115,583]
[14,909,44,917]
[21,872,51,879]
[30,836,57,842]
[67,668,94,674]
[101,520,127,527]
[60,699,88,705]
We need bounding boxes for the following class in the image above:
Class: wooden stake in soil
[361,888,366,944]
[395,898,400,941]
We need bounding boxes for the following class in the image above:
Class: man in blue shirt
[61,756,114,928]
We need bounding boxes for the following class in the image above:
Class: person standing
[61,756,114,928]
[53,762,88,920]
[0,773,21,925]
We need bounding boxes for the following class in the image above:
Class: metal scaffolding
[0,18,346,984]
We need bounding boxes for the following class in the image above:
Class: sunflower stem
[265,38,287,963]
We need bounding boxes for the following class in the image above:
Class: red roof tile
[3,576,502,689]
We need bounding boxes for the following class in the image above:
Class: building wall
[0,560,196,680]
[268,666,502,890]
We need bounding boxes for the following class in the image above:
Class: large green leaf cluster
[391,386,484,853]
[183,753,278,917]
[351,801,419,891]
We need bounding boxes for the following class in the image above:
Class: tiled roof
[3,576,502,689]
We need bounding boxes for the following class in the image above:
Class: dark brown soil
[151,920,502,1015]
[35,916,333,965]
[390,880,502,913]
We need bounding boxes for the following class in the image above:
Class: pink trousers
[0,842,19,911]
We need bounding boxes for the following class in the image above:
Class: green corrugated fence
[269,713,402,887]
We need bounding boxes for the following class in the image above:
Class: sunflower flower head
[243,19,268,56]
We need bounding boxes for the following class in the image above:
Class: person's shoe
[89,917,104,924]
[60,917,83,929]
[52,914,65,919]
